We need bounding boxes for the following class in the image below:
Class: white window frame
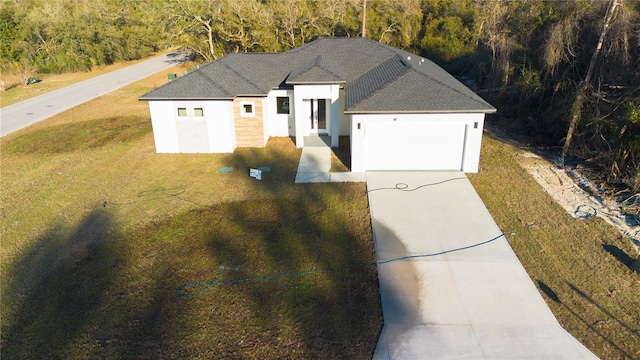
[240,101,255,117]
[177,107,188,118]
[194,107,204,119]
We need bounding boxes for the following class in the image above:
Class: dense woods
[2,0,639,193]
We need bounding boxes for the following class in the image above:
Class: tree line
[1,0,639,193]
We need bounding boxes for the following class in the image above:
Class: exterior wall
[205,101,235,152]
[148,100,235,153]
[292,84,341,147]
[149,101,179,152]
[233,97,265,147]
[338,88,351,136]
[265,89,295,137]
[350,113,486,172]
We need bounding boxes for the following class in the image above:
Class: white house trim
[292,84,340,148]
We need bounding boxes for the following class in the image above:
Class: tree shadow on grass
[602,244,636,270]
[536,280,561,303]
[156,141,384,358]
[1,207,121,358]
[331,136,352,172]
[192,181,383,358]
[567,282,640,342]
[2,139,384,359]
[214,140,382,357]
[536,280,632,359]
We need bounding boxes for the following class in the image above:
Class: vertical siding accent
[233,97,265,147]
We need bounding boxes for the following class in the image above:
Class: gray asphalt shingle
[346,69,493,113]
[286,55,345,84]
[139,38,495,113]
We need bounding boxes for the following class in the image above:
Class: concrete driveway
[1,52,184,137]
[367,171,598,359]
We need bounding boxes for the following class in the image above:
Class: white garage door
[364,122,466,170]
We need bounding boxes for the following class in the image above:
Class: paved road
[1,52,184,137]
[367,171,598,359]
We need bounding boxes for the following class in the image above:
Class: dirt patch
[515,148,640,254]
[484,124,640,255]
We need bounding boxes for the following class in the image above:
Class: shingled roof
[286,55,345,84]
[140,37,495,114]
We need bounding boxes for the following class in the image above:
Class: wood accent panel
[233,97,265,147]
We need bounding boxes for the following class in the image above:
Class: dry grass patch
[469,136,640,360]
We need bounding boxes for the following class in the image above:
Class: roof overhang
[344,108,497,115]
[139,92,272,101]
[138,97,235,101]
[285,80,347,85]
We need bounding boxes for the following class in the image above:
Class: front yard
[0,69,382,359]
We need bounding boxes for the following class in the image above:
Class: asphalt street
[1,52,183,137]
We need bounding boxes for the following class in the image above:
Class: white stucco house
[139,38,496,172]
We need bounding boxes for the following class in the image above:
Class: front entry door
[309,99,327,134]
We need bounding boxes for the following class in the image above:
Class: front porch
[303,135,331,147]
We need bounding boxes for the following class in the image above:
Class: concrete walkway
[1,52,184,137]
[366,171,598,359]
[294,147,365,183]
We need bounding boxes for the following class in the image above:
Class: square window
[240,101,255,117]
[177,108,187,117]
[277,97,290,114]
[194,108,204,117]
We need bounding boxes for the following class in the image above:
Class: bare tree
[476,0,513,89]
[193,15,216,59]
[561,0,621,163]
[14,60,35,87]
[166,0,223,61]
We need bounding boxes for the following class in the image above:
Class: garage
[363,122,467,171]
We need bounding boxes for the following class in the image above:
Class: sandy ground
[516,150,640,254]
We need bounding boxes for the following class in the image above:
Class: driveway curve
[1,52,184,137]
[367,171,598,359]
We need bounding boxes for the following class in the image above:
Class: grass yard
[0,69,382,359]
[469,136,640,360]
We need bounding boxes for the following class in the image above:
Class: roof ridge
[286,54,345,84]
[316,55,345,79]
[345,54,409,109]
[288,55,321,80]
